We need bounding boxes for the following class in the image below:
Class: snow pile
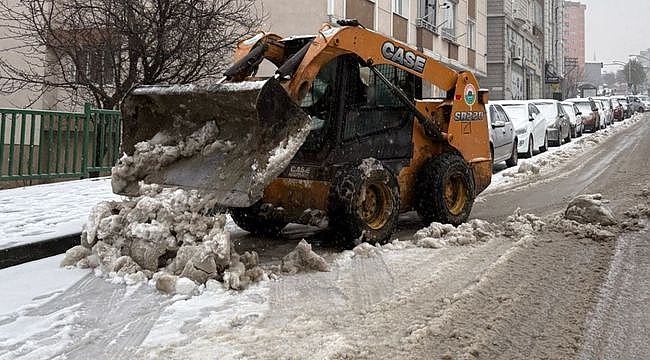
[61,184,264,292]
[516,160,540,175]
[412,219,496,248]
[500,208,546,238]
[539,194,619,242]
[564,193,617,226]
[280,239,330,274]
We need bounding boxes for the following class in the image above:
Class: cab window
[299,58,340,152]
[342,62,418,141]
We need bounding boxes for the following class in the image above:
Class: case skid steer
[116,20,491,245]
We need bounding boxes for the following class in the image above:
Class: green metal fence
[0,103,121,181]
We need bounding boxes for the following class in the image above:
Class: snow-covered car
[611,98,624,121]
[637,94,650,111]
[611,95,631,118]
[493,100,548,158]
[593,100,608,129]
[532,99,571,146]
[626,95,645,113]
[561,101,583,137]
[565,98,600,132]
[593,97,613,126]
[486,102,518,168]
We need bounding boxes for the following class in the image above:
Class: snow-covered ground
[0,114,642,359]
[0,177,121,249]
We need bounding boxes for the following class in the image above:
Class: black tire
[539,133,548,153]
[415,153,475,226]
[505,142,518,167]
[328,159,400,246]
[564,127,571,143]
[230,201,287,236]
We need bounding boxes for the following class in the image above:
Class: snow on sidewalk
[0,177,121,250]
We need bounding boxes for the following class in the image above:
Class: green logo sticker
[464,84,476,106]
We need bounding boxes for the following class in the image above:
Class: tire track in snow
[2,274,167,360]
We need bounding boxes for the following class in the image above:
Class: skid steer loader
[115,20,492,245]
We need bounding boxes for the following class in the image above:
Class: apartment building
[563,1,585,98]
[544,0,564,99]
[486,0,544,100]
[259,0,487,96]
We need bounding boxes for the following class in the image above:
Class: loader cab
[290,54,420,176]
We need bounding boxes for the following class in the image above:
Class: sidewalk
[0,177,121,251]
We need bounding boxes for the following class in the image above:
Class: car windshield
[562,104,576,120]
[573,102,592,114]
[499,104,528,126]
[534,103,558,119]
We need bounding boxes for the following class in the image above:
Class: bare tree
[0,0,265,109]
[623,59,647,95]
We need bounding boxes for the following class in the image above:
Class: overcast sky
[583,0,650,69]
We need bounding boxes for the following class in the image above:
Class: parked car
[627,95,645,113]
[561,101,584,137]
[493,100,548,158]
[637,95,650,110]
[593,100,608,129]
[531,99,571,146]
[593,97,613,126]
[487,103,518,168]
[565,98,600,132]
[611,95,631,118]
[612,98,624,121]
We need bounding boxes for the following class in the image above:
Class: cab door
[331,57,417,170]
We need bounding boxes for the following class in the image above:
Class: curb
[0,233,81,269]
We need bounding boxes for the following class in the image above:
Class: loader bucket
[116,77,311,207]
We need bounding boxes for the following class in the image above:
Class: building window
[417,0,437,31]
[75,44,114,85]
[393,0,409,17]
[440,1,456,40]
[467,19,476,50]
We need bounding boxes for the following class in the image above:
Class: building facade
[562,1,585,98]
[486,0,545,100]
[544,0,564,99]
[259,0,488,96]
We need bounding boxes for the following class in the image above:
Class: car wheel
[415,153,475,226]
[539,133,548,153]
[328,159,399,246]
[564,127,571,143]
[505,142,518,167]
[230,201,288,236]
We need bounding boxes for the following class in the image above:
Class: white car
[637,95,650,110]
[560,101,584,138]
[493,100,548,158]
[486,102,518,168]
